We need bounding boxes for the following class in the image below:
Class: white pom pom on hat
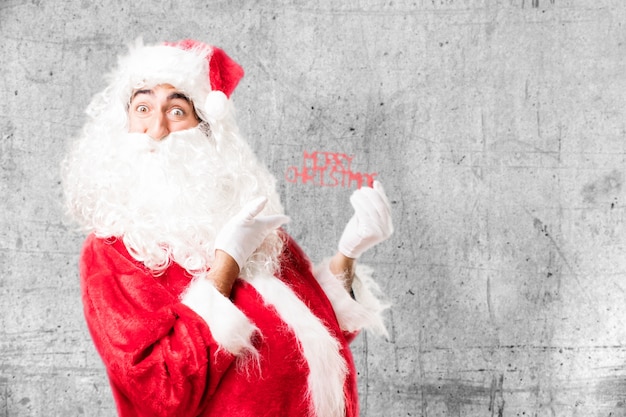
[204,90,229,122]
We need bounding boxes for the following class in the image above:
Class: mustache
[121,126,212,155]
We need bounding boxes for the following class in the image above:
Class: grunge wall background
[2,1,626,415]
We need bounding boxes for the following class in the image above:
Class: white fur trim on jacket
[180,276,258,357]
[313,260,389,338]
[245,270,348,417]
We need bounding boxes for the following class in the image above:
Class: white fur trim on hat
[101,39,244,127]
[118,42,211,109]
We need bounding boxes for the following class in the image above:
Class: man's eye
[170,108,185,117]
[136,105,149,113]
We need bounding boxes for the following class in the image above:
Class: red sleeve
[280,233,388,342]
[79,234,235,417]
[276,233,358,340]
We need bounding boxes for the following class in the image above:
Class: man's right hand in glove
[210,197,290,296]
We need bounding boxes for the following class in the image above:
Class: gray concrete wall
[2,0,626,416]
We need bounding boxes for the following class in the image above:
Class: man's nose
[146,112,169,141]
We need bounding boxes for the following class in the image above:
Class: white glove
[338,181,394,259]
[215,197,290,270]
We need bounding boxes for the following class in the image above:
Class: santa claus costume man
[62,39,393,417]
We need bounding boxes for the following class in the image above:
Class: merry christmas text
[285,151,377,188]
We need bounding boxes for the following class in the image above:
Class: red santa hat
[109,38,244,123]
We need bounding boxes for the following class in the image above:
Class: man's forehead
[130,89,154,100]
[130,85,193,103]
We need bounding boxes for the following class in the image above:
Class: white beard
[62,121,285,278]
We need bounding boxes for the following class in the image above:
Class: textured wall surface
[2,1,626,416]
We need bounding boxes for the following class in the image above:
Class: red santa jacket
[80,232,388,417]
